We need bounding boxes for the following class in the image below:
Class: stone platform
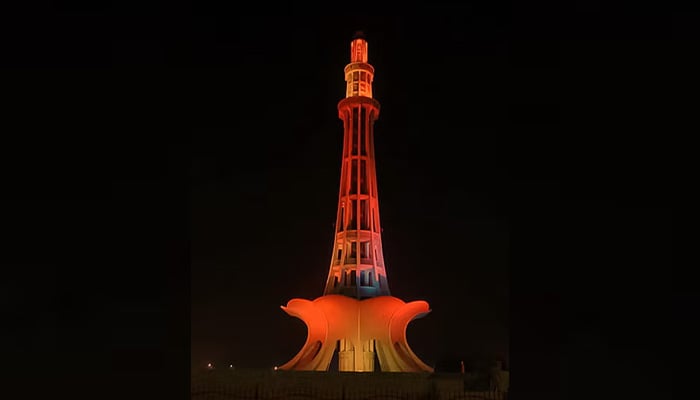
[191,369,506,400]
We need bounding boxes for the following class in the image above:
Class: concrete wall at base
[192,369,507,400]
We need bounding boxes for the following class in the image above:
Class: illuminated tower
[278,32,433,373]
[323,32,390,298]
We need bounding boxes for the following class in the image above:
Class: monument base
[278,294,433,372]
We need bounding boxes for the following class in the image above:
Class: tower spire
[324,34,388,299]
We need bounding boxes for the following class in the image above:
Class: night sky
[3,4,680,400]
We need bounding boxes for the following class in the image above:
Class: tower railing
[333,258,375,266]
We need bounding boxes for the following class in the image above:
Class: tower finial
[353,30,366,40]
[348,34,370,81]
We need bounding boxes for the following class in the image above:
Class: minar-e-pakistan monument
[279,32,434,373]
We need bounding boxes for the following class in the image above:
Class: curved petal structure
[279,295,433,372]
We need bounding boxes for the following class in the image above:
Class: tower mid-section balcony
[333,258,377,267]
[334,230,378,241]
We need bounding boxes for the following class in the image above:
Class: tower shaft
[324,35,390,299]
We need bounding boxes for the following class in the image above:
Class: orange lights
[351,38,368,63]
[328,37,384,299]
[345,35,374,98]
[279,295,433,372]
[279,33,433,373]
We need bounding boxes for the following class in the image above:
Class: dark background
[2,3,682,400]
